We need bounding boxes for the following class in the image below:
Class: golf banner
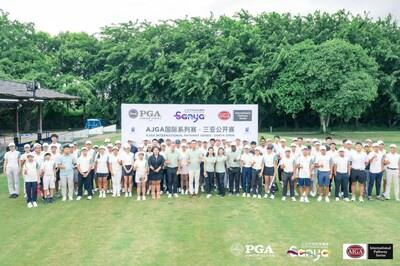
[121,104,258,143]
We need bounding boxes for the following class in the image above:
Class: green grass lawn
[1,131,399,265]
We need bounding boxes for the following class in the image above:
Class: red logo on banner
[346,245,365,258]
[218,111,231,120]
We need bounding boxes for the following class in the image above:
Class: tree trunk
[320,114,327,134]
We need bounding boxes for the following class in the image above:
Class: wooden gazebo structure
[0,79,79,142]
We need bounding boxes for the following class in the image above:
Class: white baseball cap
[284,147,291,152]
[244,145,251,149]
[389,144,397,148]
[115,140,121,144]
[377,140,384,145]
[107,143,113,148]
[280,138,286,142]
[8,142,15,147]
[81,147,88,151]
[42,143,49,147]
[320,146,327,150]
[372,143,379,147]
[85,140,92,145]
[338,148,345,152]
[98,145,106,150]
[345,140,353,145]
[104,138,111,143]
[290,143,297,147]
[24,144,31,149]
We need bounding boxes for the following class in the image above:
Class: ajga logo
[174,111,205,123]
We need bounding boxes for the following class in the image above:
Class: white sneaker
[128,192,132,197]
[305,197,310,203]
[84,190,88,196]
[99,193,102,198]
[310,192,316,197]
[247,193,251,198]
[32,201,38,207]
[300,196,304,202]
[117,193,120,197]
[112,193,116,198]
[359,197,364,202]
[344,198,349,202]
[351,196,356,201]
[27,202,33,208]
[185,191,188,195]
[174,193,179,198]
[257,195,261,199]
[137,196,141,201]
[76,196,82,201]
[264,194,268,198]
[270,194,275,199]
[125,192,128,198]
[69,196,73,201]
[62,197,67,202]
[242,193,246,197]
[291,197,296,202]
[282,196,286,201]
[206,194,211,199]
[142,196,146,201]
[317,196,322,202]
[335,197,339,201]
[325,196,330,203]
[253,195,257,198]
[181,190,185,195]
[88,196,92,200]
[103,193,106,198]
[168,194,172,198]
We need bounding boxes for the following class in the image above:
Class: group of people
[3,134,400,208]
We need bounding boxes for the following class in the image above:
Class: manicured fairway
[1,131,399,265]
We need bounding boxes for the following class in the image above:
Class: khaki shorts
[43,175,56,189]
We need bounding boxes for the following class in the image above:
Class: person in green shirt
[164,143,180,198]
[203,147,216,198]
[215,147,227,197]
[187,140,203,196]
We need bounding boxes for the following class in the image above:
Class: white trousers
[6,167,20,195]
[384,169,399,200]
[112,170,122,195]
[189,169,200,194]
[60,174,74,199]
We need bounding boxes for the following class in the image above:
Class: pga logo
[245,244,274,255]
[129,109,161,121]
[230,243,274,257]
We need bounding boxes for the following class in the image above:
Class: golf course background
[1,131,399,265]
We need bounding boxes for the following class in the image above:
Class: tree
[273,39,379,133]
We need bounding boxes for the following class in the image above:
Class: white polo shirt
[296,155,312,178]
[385,152,400,169]
[252,155,264,170]
[315,153,331,172]
[41,160,55,177]
[368,151,384,173]
[241,153,253,168]
[95,154,109,174]
[120,151,134,166]
[280,156,295,173]
[4,150,20,168]
[24,161,39,182]
[263,152,276,168]
[77,155,92,173]
[350,151,368,170]
[334,156,349,174]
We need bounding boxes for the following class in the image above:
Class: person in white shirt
[251,147,264,199]
[40,153,56,203]
[109,146,122,197]
[262,145,277,198]
[367,143,385,200]
[383,144,400,201]
[178,144,190,194]
[280,148,296,201]
[70,143,80,195]
[240,145,253,197]
[3,143,20,198]
[76,147,93,200]
[20,144,32,198]
[296,147,313,203]
[134,151,148,201]
[94,146,110,198]
[315,146,332,202]
[332,148,350,201]
[121,144,134,197]
[349,142,368,202]
[23,153,40,208]
[310,142,321,197]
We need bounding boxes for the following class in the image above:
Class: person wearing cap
[70,143,80,196]
[57,145,77,201]
[148,146,165,199]
[314,146,332,202]
[226,142,241,196]
[120,144,135,197]
[262,144,278,198]
[42,142,50,154]
[76,147,94,200]
[19,144,32,198]
[187,140,203,197]
[178,143,190,194]
[23,153,40,208]
[366,143,385,200]
[332,148,350,201]
[383,144,400,201]
[32,143,43,168]
[40,152,56,203]
[250,147,263,199]
[115,140,122,151]
[49,143,61,195]
[279,147,296,201]
[203,147,216,198]
[214,147,228,197]
[4,143,20,198]
[164,143,180,198]
[296,146,313,203]
[349,142,368,202]
[109,146,122,197]
[94,146,110,198]
[134,151,148,201]
[310,142,321,197]
[240,145,253,197]
[50,134,61,151]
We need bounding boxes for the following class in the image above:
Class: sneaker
[351,196,356,201]
[317,196,322,202]
[247,193,251,198]
[305,197,310,203]
[291,197,296,202]
[76,196,82,201]
[103,193,106,198]
[137,196,141,201]
[344,197,349,202]
[300,196,304,202]
[257,195,261,199]
[325,196,330,203]
[310,192,316,197]
[99,193,102,198]
[168,194,172,198]
[206,194,211,199]
[32,201,38,207]
[117,193,121,197]
[264,194,269,198]
[88,196,92,200]
[125,192,128,198]
[112,193,116,198]
[181,190,185,195]
[62,197,67,202]
[282,196,286,201]
[242,193,246,197]
[27,202,33,208]
[143,196,146,201]
[368,196,373,201]
[252,195,257,198]
[185,191,188,195]
[335,197,339,201]
[359,197,364,202]
[128,192,132,197]
[270,194,275,199]
[69,197,73,201]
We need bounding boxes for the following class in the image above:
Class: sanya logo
[218,111,231,120]
[287,246,329,262]
[173,111,205,123]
